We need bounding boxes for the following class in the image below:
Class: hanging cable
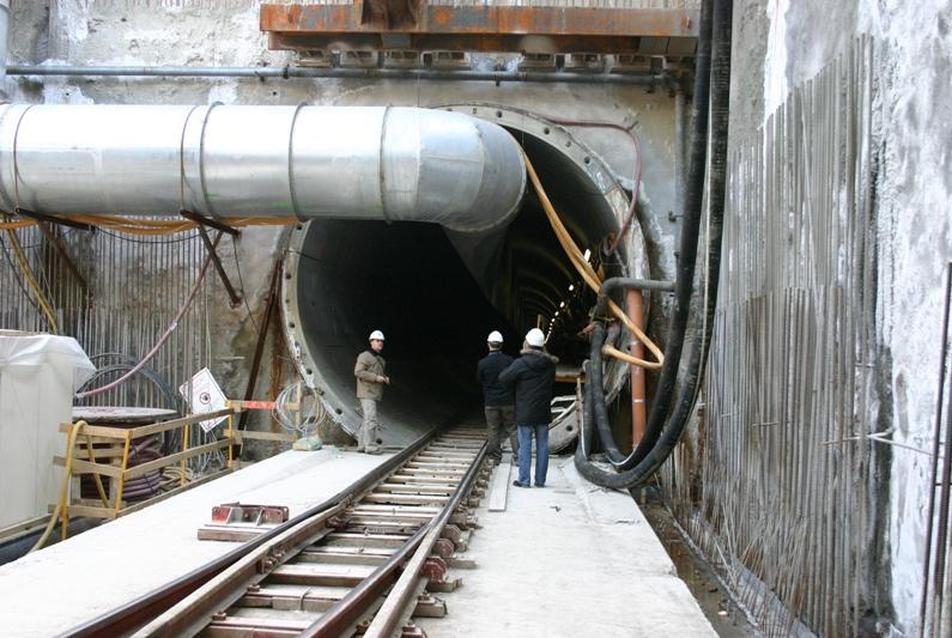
[574,0,731,488]
[0,230,43,316]
[523,152,664,370]
[0,217,34,230]
[3,225,59,333]
[272,382,328,437]
[579,0,715,472]
[531,115,643,255]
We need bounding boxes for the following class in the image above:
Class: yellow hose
[523,152,663,370]
[29,420,87,553]
[84,433,110,507]
[4,227,59,334]
[0,218,35,230]
[0,215,297,234]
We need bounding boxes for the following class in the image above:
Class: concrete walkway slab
[0,446,394,637]
[416,456,716,637]
[0,446,715,637]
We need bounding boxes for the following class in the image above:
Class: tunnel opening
[284,110,635,448]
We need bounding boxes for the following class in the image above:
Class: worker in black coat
[477,330,519,464]
[498,328,558,488]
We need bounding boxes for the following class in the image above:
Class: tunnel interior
[289,127,627,443]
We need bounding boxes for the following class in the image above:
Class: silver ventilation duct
[0,104,525,233]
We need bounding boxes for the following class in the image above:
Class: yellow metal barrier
[49,403,297,540]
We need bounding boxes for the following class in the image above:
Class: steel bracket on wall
[180,210,242,308]
[15,208,94,232]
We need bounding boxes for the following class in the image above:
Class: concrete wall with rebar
[660,3,952,635]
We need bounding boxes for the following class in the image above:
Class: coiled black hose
[591,278,676,465]
[575,0,732,488]
[605,0,716,472]
[588,322,619,459]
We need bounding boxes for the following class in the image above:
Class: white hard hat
[369,330,385,341]
[487,330,504,344]
[525,328,545,348]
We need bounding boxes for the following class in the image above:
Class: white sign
[179,367,228,433]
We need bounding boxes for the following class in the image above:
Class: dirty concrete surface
[416,455,717,637]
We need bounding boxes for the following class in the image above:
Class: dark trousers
[484,405,518,461]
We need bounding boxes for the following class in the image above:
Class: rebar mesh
[659,36,881,636]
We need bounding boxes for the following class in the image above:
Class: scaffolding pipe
[6,64,666,86]
[0,104,526,233]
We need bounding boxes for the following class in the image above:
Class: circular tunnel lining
[282,106,641,449]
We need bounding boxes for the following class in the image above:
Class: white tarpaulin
[0,332,96,529]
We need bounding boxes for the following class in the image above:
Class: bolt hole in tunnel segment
[283,105,642,450]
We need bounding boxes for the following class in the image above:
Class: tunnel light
[568,284,575,292]
[559,301,565,309]
[583,249,591,261]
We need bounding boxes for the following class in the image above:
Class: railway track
[69,427,489,638]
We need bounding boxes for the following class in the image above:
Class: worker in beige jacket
[354,329,389,454]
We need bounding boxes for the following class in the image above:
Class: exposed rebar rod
[925,262,952,636]
[74,233,221,399]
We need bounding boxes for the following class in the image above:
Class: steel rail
[362,440,488,637]
[136,501,349,636]
[302,436,488,637]
[65,428,440,637]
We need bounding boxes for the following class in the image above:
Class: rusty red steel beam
[267,32,696,55]
[261,5,697,36]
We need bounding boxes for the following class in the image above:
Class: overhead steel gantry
[260,1,699,62]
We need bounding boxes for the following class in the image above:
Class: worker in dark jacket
[498,328,558,488]
[477,330,518,465]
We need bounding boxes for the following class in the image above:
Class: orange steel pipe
[627,289,647,447]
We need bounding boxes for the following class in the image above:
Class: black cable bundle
[575,0,732,489]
